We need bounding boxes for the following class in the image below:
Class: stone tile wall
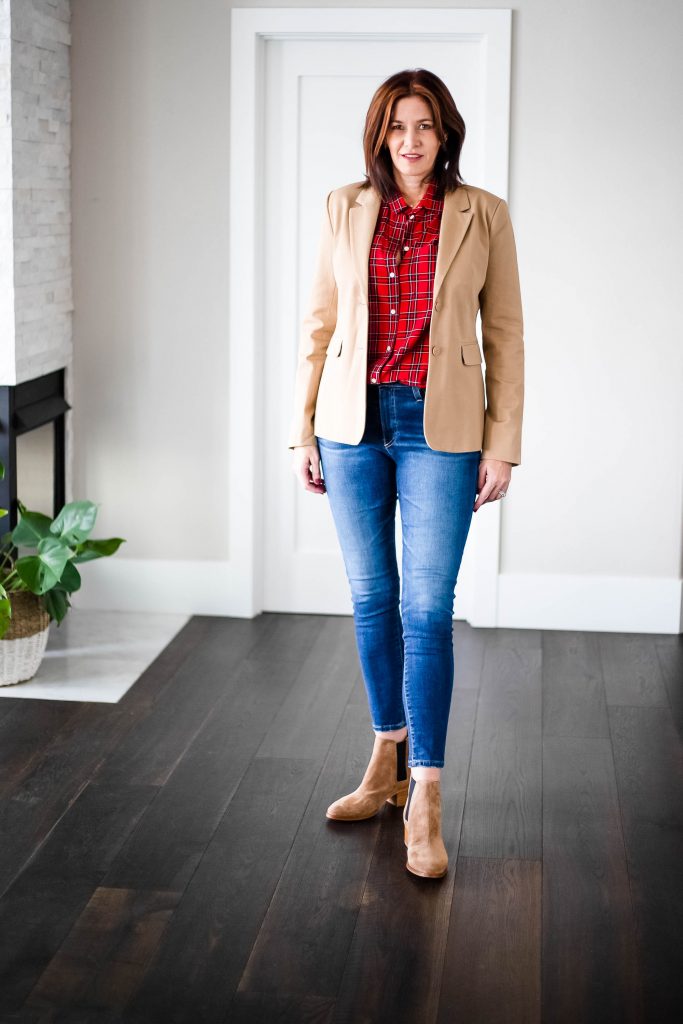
[1,0,71,385]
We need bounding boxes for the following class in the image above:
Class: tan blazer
[287,179,525,465]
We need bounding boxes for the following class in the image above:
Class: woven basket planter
[0,591,51,686]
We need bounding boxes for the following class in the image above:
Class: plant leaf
[0,596,10,639]
[51,501,99,544]
[59,560,82,593]
[71,537,126,564]
[43,588,70,625]
[14,537,71,594]
[11,509,54,547]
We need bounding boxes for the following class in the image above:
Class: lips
[402,154,422,160]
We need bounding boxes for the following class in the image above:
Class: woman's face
[384,94,442,187]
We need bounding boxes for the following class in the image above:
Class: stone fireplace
[0,0,73,530]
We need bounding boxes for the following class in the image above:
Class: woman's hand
[291,444,326,494]
[474,458,512,512]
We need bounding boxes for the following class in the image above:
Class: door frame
[228,6,513,622]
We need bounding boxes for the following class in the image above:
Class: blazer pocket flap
[327,334,343,357]
[461,342,482,365]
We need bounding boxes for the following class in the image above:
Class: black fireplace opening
[0,368,70,533]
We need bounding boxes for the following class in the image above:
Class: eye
[390,122,433,130]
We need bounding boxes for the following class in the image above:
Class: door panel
[261,30,509,615]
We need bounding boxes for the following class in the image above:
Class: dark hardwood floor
[0,612,680,1023]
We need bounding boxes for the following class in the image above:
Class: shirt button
[403,245,410,251]
[390,308,396,314]
[386,345,391,351]
[389,271,395,278]
[409,214,415,219]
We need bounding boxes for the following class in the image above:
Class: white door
[229,9,512,620]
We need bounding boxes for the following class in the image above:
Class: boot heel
[386,785,409,807]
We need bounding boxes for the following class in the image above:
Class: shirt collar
[387,176,441,217]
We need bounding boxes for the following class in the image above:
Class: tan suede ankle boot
[326,732,410,821]
[402,776,448,878]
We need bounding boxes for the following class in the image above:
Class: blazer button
[431,345,440,355]
[434,300,441,311]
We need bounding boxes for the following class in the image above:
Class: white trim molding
[229,6,513,621]
[74,560,682,634]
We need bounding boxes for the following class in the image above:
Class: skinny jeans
[315,382,480,767]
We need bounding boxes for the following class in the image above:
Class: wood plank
[101,613,321,891]
[225,703,384,1022]
[121,619,361,1022]
[0,696,36,725]
[542,630,610,738]
[0,614,678,1022]
[115,613,216,713]
[0,614,217,896]
[542,735,643,1023]
[25,886,181,1014]
[94,615,277,787]
[438,857,541,1024]
[609,704,683,1023]
[0,779,158,1013]
[255,615,360,760]
[599,633,669,707]
[331,691,479,1024]
[0,700,84,796]
[121,755,322,1024]
[0,1010,49,1023]
[452,619,487,690]
[459,632,543,858]
[654,635,683,739]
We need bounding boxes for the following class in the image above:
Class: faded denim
[316,382,480,768]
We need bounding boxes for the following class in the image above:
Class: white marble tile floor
[0,609,191,703]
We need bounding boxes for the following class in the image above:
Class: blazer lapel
[349,182,473,305]
[349,186,381,303]
[432,185,472,301]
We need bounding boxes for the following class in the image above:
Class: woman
[288,68,524,879]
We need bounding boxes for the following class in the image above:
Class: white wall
[70,0,683,629]
[504,0,682,585]
[71,0,231,562]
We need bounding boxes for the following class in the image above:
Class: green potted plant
[0,458,126,686]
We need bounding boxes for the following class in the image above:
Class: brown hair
[361,68,466,200]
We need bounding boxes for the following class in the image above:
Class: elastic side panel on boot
[404,776,416,821]
[396,737,408,783]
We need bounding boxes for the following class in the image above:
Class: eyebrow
[390,118,434,123]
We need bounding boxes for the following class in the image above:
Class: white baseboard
[71,560,683,634]
[495,572,682,634]
[70,558,256,618]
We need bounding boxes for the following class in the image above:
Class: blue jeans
[316,383,480,768]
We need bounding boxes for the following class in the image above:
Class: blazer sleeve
[478,198,525,466]
[287,190,338,449]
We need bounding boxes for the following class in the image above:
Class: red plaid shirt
[367,176,444,387]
